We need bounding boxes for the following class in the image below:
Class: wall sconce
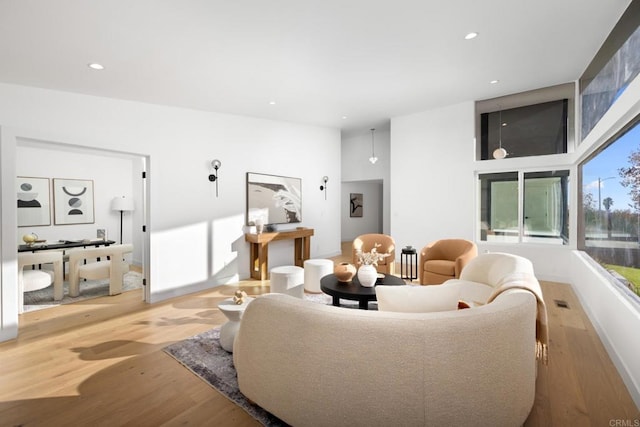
[208,159,222,197]
[319,176,329,200]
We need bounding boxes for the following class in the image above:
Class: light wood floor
[1,248,638,426]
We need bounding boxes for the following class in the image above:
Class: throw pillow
[375,285,460,313]
[441,279,493,306]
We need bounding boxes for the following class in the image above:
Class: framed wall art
[350,193,363,217]
[17,176,51,227]
[53,178,95,225]
[246,172,302,225]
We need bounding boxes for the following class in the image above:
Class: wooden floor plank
[538,282,591,426]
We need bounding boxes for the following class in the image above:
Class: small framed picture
[53,178,95,225]
[350,193,363,217]
[17,176,51,227]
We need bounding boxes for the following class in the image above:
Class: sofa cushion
[442,279,494,306]
[78,261,111,280]
[22,269,54,292]
[424,259,455,276]
[375,285,460,313]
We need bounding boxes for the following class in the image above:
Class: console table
[245,228,314,280]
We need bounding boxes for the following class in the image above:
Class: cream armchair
[18,251,64,312]
[68,244,133,297]
[352,233,396,275]
[419,239,477,285]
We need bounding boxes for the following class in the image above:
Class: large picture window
[580,118,640,298]
[479,170,569,244]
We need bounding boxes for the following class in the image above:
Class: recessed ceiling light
[269,101,276,105]
[342,116,348,120]
[464,32,478,40]
[490,79,499,84]
[88,63,104,70]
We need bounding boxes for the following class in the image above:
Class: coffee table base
[330,295,370,310]
[321,273,405,310]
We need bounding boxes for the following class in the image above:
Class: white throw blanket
[486,274,549,365]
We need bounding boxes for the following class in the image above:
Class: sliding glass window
[523,171,569,244]
[479,170,569,244]
[479,172,518,242]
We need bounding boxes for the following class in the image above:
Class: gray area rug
[163,327,288,427]
[162,293,375,426]
[23,271,143,312]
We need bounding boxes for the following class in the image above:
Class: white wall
[0,82,342,341]
[571,251,640,407]
[390,102,476,253]
[340,181,383,241]
[0,132,19,341]
[15,143,142,264]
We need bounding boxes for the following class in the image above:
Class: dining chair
[68,244,134,297]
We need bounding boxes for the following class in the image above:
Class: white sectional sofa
[233,253,542,427]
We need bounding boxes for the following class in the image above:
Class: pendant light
[369,128,378,164]
[493,108,508,159]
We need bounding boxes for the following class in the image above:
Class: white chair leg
[109,261,124,295]
[68,259,80,297]
[53,259,64,301]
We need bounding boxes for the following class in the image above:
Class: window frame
[478,168,571,245]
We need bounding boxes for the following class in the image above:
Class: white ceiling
[0,0,632,133]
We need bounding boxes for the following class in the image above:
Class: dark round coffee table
[320,273,406,310]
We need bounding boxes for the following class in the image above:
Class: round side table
[217,297,254,352]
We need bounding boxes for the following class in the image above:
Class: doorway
[15,138,151,312]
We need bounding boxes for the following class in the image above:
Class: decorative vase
[254,218,264,234]
[334,262,356,282]
[22,233,38,246]
[357,264,377,287]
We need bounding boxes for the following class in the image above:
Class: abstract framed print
[17,176,51,227]
[53,178,95,225]
[350,193,363,217]
[246,172,302,226]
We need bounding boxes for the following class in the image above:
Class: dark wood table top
[18,239,117,252]
[320,273,405,308]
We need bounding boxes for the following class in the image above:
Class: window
[523,171,569,243]
[480,100,568,160]
[581,21,640,140]
[580,118,640,298]
[475,83,575,161]
[479,170,569,244]
[479,172,518,242]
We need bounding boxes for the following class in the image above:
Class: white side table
[270,265,305,298]
[217,297,254,352]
